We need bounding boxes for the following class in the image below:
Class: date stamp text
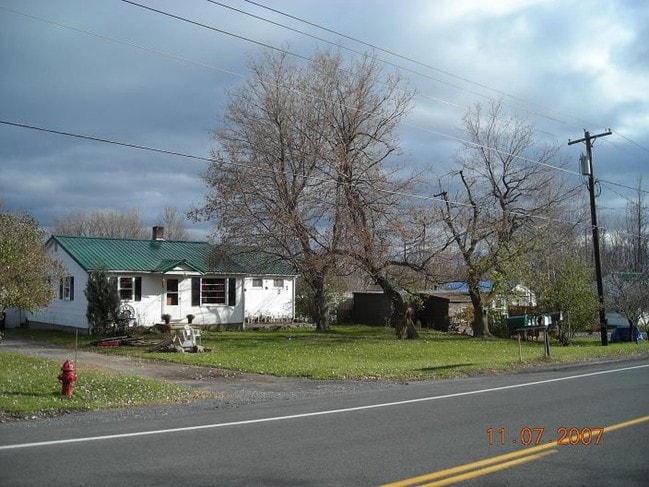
[487,426,604,446]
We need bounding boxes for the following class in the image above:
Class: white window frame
[62,276,73,301]
[252,278,263,288]
[118,276,141,301]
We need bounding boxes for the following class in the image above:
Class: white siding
[182,276,245,326]
[135,272,248,326]
[28,243,89,330]
[122,274,163,327]
[19,243,296,330]
[243,276,294,322]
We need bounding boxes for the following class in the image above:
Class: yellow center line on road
[418,450,558,487]
[379,415,649,487]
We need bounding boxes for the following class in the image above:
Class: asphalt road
[1,357,647,486]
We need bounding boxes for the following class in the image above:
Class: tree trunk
[468,286,491,338]
[405,304,420,339]
[376,276,418,339]
[307,274,330,332]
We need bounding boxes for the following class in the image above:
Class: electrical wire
[120,0,579,177]
[241,0,649,155]
[7,117,648,242]
[119,0,311,62]
[1,3,645,196]
[119,1,644,186]
[241,0,588,130]
[0,5,248,79]
[2,3,578,178]
[204,0,500,108]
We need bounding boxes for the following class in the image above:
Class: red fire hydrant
[57,360,77,397]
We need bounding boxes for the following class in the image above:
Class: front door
[165,278,181,320]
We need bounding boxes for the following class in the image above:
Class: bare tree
[52,210,92,236]
[315,53,417,337]
[606,272,649,341]
[53,208,147,239]
[192,49,413,332]
[157,206,190,241]
[193,50,340,331]
[607,177,648,272]
[603,178,649,341]
[436,101,567,337]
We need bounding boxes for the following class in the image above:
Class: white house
[439,281,537,312]
[6,227,297,332]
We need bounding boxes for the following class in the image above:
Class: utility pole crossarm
[568,129,612,146]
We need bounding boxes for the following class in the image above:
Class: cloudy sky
[1,0,647,240]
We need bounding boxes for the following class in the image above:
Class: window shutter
[69,276,74,301]
[191,278,200,306]
[59,279,63,300]
[228,278,236,306]
[135,277,142,301]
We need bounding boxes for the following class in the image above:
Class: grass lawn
[7,326,648,381]
[149,327,649,379]
[0,350,207,420]
[2,326,647,418]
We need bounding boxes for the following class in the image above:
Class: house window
[59,276,74,301]
[192,277,236,306]
[166,278,178,305]
[202,278,226,304]
[273,279,284,288]
[252,278,263,288]
[118,277,142,301]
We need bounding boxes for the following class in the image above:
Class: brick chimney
[152,226,165,241]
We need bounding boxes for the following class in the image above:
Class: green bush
[489,310,510,338]
[85,268,119,335]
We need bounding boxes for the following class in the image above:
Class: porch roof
[49,235,295,276]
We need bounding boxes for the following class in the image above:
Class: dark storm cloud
[1,0,647,240]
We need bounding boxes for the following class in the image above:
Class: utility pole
[569,129,612,346]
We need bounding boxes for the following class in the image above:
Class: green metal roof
[49,235,296,276]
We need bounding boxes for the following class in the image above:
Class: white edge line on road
[1,363,647,451]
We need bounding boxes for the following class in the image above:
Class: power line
[6,118,648,242]
[204,0,499,109]
[598,177,649,195]
[241,0,586,130]
[0,119,213,163]
[0,5,248,79]
[5,117,649,243]
[2,4,644,195]
[0,119,568,213]
[612,130,649,154]
[203,1,574,146]
[120,0,578,178]
[241,0,649,155]
[120,1,642,184]
[600,180,648,206]
[119,0,311,62]
[5,2,576,179]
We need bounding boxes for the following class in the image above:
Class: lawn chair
[180,324,201,349]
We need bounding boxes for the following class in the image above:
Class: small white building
[6,227,297,332]
[439,281,537,312]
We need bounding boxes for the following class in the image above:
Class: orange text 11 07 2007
[487,427,604,446]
